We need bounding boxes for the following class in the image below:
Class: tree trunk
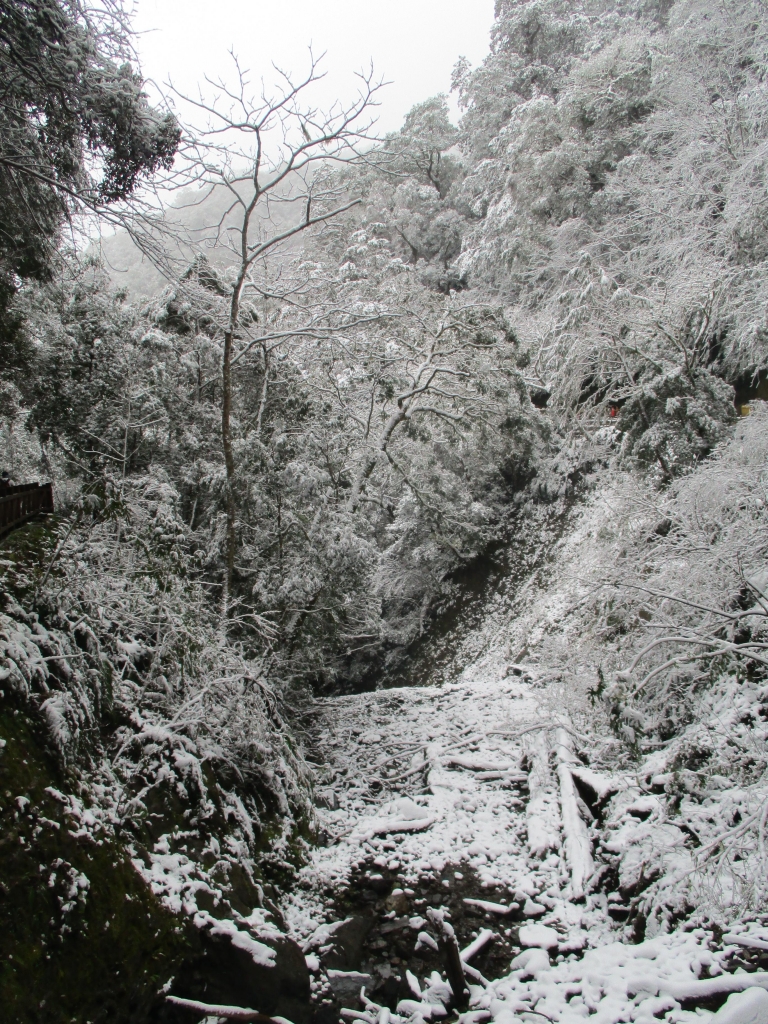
[426,909,469,1009]
[221,326,237,625]
[348,406,407,512]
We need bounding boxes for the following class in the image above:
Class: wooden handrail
[0,481,54,537]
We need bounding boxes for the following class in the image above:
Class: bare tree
[168,52,385,624]
[341,299,517,515]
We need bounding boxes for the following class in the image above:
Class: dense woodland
[2,1,768,1021]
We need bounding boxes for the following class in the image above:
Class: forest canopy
[4,0,767,692]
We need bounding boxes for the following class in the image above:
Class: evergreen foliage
[0,0,179,304]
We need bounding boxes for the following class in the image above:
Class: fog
[133,0,496,132]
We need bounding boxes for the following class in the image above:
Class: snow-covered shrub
[600,407,768,742]
[616,367,736,482]
[0,466,311,876]
[580,406,768,920]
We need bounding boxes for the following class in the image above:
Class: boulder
[518,924,559,949]
[327,969,374,1007]
[321,913,376,971]
[164,931,311,1023]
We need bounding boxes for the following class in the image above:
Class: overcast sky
[132,1,495,135]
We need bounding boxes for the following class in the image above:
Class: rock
[372,972,412,1011]
[316,789,340,810]
[327,969,374,1007]
[510,948,551,978]
[365,871,391,895]
[518,924,559,949]
[311,1004,341,1024]
[381,916,410,934]
[321,913,376,971]
[386,797,431,821]
[167,930,311,1024]
[522,898,546,917]
[385,888,410,914]
[558,931,587,952]
[710,989,768,1024]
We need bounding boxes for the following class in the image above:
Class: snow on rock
[352,796,437,840]
[518,924,559,949]
[522,898,546,917]
[198,912,277,968]
[289,675,567,906]
[327,969,375,1003]
[710,989,768,1024]
[303,916,354,952]
[239,906,285,944]
[510,947,551,976]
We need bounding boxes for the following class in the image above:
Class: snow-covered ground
[283,453,768,1024]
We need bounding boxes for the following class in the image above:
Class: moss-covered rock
[0,692,196,1023]
[0,508,314,1023]
[0,690,313,1023]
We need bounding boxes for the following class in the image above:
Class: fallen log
[474,770,529,782]
[461,961,490,987]
[657,972,768,1001]
[462,897,517,915]
[723,933,768,952]
[570,765,619,803]
[555,727,594,899]
[444,755,518,772]
[352,815,436,840]
[525,730,559,858]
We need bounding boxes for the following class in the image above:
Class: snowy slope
[283,421,768,1024]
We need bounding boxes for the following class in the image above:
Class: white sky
[132,0,496,135]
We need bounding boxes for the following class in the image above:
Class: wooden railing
[0,482,54,537]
